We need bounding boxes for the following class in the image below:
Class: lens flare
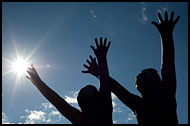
[10,57,30,76]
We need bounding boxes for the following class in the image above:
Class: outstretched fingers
[82,63,89,73]
[89,55,93,62]
[151,21,160,30]
[86,59,91,65]
[95,38,99,49]
[158,12,163,23]
[106,41,111,50]
[104,38,107,47]
[173,15,180,26]
[90,45,96,53]
[83,64,90,69]
[81,70,89,73]
[27,67,33,74]
[169,11,174,22]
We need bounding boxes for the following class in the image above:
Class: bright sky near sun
[2,2,188,124]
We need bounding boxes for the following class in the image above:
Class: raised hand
[90,37,111,61]
[82,55,99,78]
[151,11,180,36]
[26,64,42,85]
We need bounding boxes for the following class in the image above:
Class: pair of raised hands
[82,37,111,78]
[26,11,180,83]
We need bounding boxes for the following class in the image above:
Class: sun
[10,57,30,76]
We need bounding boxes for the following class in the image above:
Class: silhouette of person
[82,37,113,124]
[83,11,179,124]
[26,38,113,124]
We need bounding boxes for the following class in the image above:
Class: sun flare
[11,57,30,76]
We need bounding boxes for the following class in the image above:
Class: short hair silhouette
[135,68,162,95]
[77,85,100,112]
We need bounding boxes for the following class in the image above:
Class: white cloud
[24,109,46,124]
[50,110,60,116]
[113,107,123,113]
[2,112,8,124]
[20,102,65,124]
[90,9,97,19]
[65,95,78,104]
[41,102,53,111]
[126,112,136,122]
[113,120,118,124]
[111,93,117,108]
[2,112,14,124]
[111,92,117,100]
[64,91,78,104]
[112,101,116,108]
[48,110,62,122]
[111,93,123,113]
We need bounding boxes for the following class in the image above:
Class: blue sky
[2,2,188,124]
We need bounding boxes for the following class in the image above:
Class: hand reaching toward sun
[26,64,42,86]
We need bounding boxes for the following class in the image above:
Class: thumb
[151,21,161,33]
[151,21,159,29]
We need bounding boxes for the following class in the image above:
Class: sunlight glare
[11,57,30,76]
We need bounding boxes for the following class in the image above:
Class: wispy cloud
[106,30,115,37]
[113,120,118,124]
[47,110,62,123]
[157,7,168,14]
[126,112,136,123]
[41,102,53,111]
[111,93,124,113]
[90,9,97,19]
[2,112,15,124]
[113,107,123,113]
[157,2,168,13]
[140,2,148,24]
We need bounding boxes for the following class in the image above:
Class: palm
[82,55,99,78]
[152,11,180,35]
[90,37,111,61]
[26,64,41,83]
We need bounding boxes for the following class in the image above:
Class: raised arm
[90,37,113,123]
[26,64,81,124]
[90,37,111,97]
[152,11,180,95]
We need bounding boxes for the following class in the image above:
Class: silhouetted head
[77,85,100,112]
[135,68,161,96]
